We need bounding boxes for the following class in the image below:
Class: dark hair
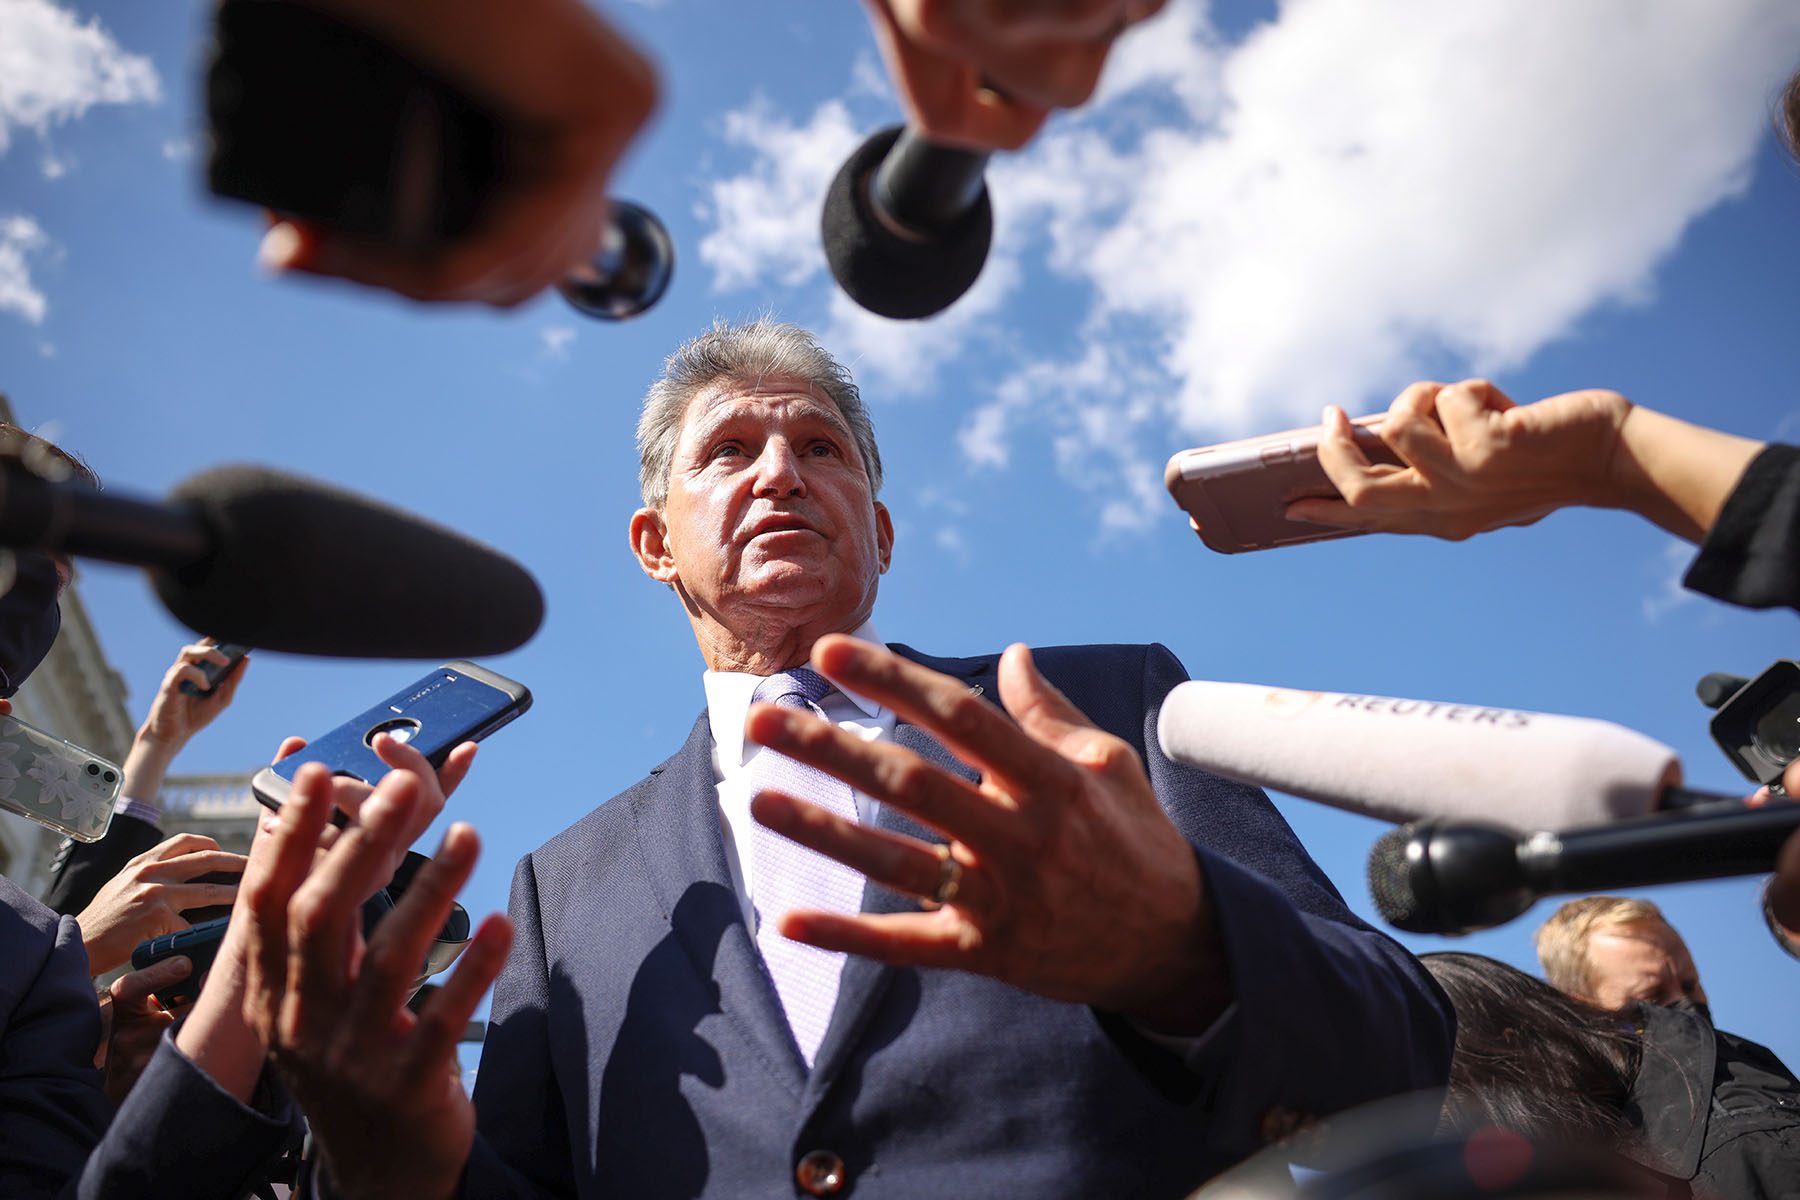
[1780,65,1800,166]
[1423,952,1643,1149]
[0,422,97,490]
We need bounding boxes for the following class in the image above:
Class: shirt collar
[703,620,885,768]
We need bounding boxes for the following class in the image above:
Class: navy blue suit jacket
[463,643,1452,1198]
[0,875,299,1199]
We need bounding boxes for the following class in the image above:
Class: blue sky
[2,0,1796,1081]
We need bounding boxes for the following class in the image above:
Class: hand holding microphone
[211,0,667,313]
[864,0,1165,149]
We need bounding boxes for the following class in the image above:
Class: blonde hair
[1534,895,1667,997]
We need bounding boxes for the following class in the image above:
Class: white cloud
[0,0,160,158]
[540,324,577,360]
[693,0,1800,528]
[1060,0,1800,437]
[161,136,194,161]
[1642,538,1702,623]
[697,97,862,291]
[0,214,51,324]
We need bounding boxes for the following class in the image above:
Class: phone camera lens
[103,770,117,783]
[85,763,99,775]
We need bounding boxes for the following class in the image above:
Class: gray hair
[636,318,883,509]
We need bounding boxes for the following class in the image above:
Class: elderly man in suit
[239,319,1453,1200]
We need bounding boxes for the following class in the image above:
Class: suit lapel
[628,715,808,1099]
[805,650,997,1100]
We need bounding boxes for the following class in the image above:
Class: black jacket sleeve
[1683,443,1800,613]
[41,815,164,917]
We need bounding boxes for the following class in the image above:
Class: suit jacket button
[795,1149,846,1195]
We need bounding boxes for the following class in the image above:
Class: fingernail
[258,222,301,273]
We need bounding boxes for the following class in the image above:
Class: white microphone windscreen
[1158,682,1681,829]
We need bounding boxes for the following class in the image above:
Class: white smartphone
[0,714,121,842]
[1164,415,1403,555]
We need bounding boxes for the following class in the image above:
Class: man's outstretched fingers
[244,763,335,1021]
[750,789,971,903]
[811,634,1075,801]
[745,704,1016,852]
[777,909,967,971]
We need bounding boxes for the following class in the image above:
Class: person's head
[0,423,94,695]
[1780,64,1800,166]
[1535,896,1705,1012]
[629,319,893,671]
[1422,952,1642,1149]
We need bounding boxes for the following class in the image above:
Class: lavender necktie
[747,668,864,1066]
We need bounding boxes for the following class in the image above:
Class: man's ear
[874,501,895,575]
[629,508,679,584]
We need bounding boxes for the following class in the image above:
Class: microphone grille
[1367,825,1427,932]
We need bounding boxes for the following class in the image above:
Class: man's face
[1582,919,1706,1010]
[634,378,893,637]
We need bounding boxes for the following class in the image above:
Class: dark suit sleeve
[64,1029,302,1200]
[1133,643,1454,1159]
[458,854,578,1199]
[41,814,164,917]
[0,896,110,1198]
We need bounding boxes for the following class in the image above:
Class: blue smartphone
[251,660,531,813]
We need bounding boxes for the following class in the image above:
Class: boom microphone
[821,125,993,319]
[0,459,543,658]
[1368,800,1798,935]
[1158,681,1690,829]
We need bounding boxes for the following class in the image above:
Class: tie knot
[754,667,833,711]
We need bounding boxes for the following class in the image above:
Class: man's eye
[712,444,743,459]
[807,442,837,457]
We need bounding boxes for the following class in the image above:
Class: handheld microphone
[0,459,543,658]
[1158,681,1688,829]
[821,125,993,319]
[1367,799,1796,935]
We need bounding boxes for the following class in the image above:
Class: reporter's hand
[260,0,657,306]
[1287,380,1632,542]
[865,0,1165,150]
[96,956,192,1105]
[138,640,246,751]
[241,762,511,1200]
[74,834,246,974]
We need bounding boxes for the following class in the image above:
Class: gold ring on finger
[921,842,963,910]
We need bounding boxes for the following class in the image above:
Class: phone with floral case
[0,715,121,842]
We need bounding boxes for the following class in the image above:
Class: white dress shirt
[703,621,892,931]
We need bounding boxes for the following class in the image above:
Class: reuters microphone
[1156,681,1700,829]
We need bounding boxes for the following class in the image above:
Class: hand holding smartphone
[251,660,530,813]
[1165,415,1404,554]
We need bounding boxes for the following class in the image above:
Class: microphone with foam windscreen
[821,125,993,319]
[1368,800,1797,935]
[1157,681,1698,829]
[0,458,542,658]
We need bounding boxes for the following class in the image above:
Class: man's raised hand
[747,636,1227,1034]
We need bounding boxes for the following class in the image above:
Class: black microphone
[0,459,543,658]
[1367,797,1799,935]
[821,125,993,319]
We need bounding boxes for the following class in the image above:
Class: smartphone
[1164,415,1405,555]
[0,715,121,842]
[251,660,530,813]
[207,0,504,248]
[132,890,402,1008]
[179,643,250,699]
[130,916,230,1008]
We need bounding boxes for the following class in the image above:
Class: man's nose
[752,439,806,497]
